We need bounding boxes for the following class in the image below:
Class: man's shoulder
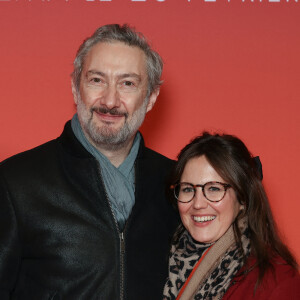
[0,121,78,172]
[0,138,59,173]
[140,146,175,168]
[140,146,174,163]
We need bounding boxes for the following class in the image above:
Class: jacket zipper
[96,165,125,300]
[119,232,125,300]
[119,161,137,300]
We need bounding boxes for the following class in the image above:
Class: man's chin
[88,124,128,146]
[95,124,123,138]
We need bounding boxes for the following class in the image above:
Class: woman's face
[178,155,242,244]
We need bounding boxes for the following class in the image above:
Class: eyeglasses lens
[204,182,226,202]
[174,183,194,203]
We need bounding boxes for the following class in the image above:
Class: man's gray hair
[72,24,163,96]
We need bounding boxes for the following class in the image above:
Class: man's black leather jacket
[0,121,179,300]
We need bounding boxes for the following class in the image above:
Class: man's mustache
[92,107,128,118]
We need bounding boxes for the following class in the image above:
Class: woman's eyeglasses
[171,181,231,203]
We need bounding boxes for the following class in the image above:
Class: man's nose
[100,84,120,109]
[192,188,209,209]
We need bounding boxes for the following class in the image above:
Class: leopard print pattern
[163,222,250,300]
[163,231,213,300]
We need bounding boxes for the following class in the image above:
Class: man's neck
[94,137,135,168]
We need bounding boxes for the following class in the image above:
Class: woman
[163,132,300,299]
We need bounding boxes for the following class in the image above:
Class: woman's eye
[182,187,194,193]
[208,186,221,192]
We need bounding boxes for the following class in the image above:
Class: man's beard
[76,95,148,151]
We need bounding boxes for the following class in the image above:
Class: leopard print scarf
[163,218,250,300]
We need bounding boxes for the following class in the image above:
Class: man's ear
[71,81,79,105]
[146,88,160,113]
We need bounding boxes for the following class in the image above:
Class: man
[0,24,178,299]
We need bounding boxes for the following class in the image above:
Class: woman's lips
[192,215,216,223]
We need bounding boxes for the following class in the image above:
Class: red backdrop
[1,0,299,262]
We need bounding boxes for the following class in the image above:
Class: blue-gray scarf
[71,114,140,231]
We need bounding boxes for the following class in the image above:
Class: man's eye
[123,81,134,87]
[119,80,138,92]
[91,78,101,83]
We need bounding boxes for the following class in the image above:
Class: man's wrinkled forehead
[83,41,147,67]
[81,41,149,85]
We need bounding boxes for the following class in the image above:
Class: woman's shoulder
[223,255,300,300]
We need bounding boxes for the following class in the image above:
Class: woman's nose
[192,188,209,209]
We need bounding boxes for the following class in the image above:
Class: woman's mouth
[193,215,216,223]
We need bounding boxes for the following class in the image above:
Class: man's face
[73,41,158,150]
